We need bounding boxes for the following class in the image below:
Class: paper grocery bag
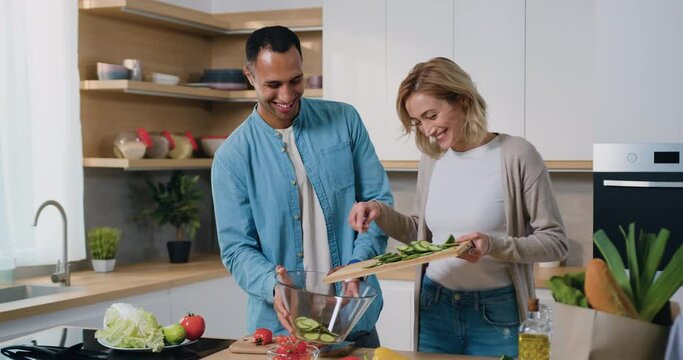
[551,303,670,360]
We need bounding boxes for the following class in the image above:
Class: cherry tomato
[252,328,273,345]
[179,312,205,340]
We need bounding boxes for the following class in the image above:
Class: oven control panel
[594,143,683,172]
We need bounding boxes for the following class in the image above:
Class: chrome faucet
[33,200,70,287]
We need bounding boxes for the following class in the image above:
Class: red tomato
[252,328,273,345]
[294,340,307,354]
[276,344,294,354]
[179,312,205,340]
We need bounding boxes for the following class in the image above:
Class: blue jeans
[418,275,519,357]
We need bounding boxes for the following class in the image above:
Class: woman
[348,57,568,357]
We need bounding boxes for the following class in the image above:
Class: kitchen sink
[0,284,79,304]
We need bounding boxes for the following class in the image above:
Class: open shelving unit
[79,0,322,34]
[79,1,323,170]
[81,80,322,102]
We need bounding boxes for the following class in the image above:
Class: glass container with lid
[168,131,198,159]
[113,128,152,159]
[145,130,175,159]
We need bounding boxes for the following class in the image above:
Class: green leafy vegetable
[95,303,165,352]
[548,272,588,307]
[594,223,683,322]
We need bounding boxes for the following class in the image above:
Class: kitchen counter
[0,253,582,324]
[205,348,498,359]
[0,326,498,360]
[0,254,227,323]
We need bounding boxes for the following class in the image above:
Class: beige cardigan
[374,133,568,347]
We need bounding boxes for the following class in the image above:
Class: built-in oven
[593,143,683,269]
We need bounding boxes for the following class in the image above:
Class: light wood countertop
[0,254,227,323]
[0,253,583,324]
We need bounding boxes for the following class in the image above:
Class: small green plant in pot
[88,227,121,272]
[139,170,202,263]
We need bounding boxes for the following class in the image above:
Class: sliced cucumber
[412,243,429,252]
[302,332,320,341]
[319,333,336,343]
[427,244,443,252]
[295,316,321,330]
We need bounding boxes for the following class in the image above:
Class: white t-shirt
[424,136,511,290]
[276,126,331,275]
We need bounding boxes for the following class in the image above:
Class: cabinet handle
[603,180,683,188]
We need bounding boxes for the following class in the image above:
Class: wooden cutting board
[228,336,266,355]
[228,335,355,357]
[324,241,474,284]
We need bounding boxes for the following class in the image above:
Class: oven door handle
[603,180,683,188]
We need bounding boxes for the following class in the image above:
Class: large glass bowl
[275,270,377,345]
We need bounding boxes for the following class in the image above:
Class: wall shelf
[79,0,322,35]
[83,158,592,172]
[83,157,213,171]
[81,80,322,102]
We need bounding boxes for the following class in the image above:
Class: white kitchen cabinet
[453,0,525,138]
[323,0,387,158]
[525,0,595,161]
[169,277,247,339]
[383,0,455,161]
[0,290,170,342]
[324,1,599,164]
[594,0,683,144]
[375,279,415,351]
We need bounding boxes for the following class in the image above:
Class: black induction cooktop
[0,326,234,360]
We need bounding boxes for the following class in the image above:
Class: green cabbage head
[95,302,165,352]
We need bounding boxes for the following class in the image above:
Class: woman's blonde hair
[396,57,488,158]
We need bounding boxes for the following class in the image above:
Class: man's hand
[455,232,491,263]
[348,201,382,233]
[273,265,295,333]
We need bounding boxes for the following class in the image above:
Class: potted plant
[87,227,121,272]
[139,170,202,263]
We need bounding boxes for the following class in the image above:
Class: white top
[424,136,511,290]
[276,126,331,275]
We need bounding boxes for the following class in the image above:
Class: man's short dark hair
[245,26,302,66]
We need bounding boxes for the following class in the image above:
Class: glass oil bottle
[518,298,550,360]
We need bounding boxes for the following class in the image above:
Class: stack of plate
[186,69,248,90]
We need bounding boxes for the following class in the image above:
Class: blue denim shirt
[211,98,393,335]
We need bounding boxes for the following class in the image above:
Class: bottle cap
[528,298,539,312]
[137,128,153,149]
[162,130,176,150]
[185,130,198,151]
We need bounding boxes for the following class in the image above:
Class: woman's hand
[456,232,491,263]
[348,201,382,233]
[273,265,295,333]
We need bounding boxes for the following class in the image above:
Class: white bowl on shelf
[151,72,180,86]
[200,136,227,157]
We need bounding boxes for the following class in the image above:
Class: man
[211,26,393,348]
